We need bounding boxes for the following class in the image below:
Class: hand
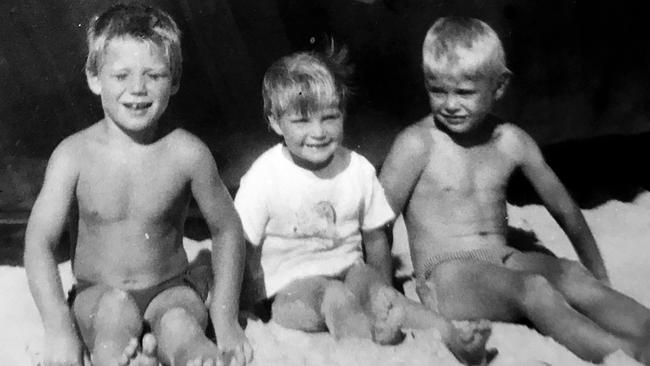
[43,331,86,366]
[216,321,253,366]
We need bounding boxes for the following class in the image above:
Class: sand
[3,192,650,365]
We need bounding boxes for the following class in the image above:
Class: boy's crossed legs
[271,263,492,365]
[419,252,650,364]
[73,283,223,366]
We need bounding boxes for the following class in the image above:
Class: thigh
[272,276,333,332]
[144,285,209,330]
[72,284,142,348]
[505,251,586,288]
[429,260,527,322]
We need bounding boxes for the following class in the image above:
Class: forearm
[364,229,394,286]
[209,229,245,331]
[24,239,76,335]
[558,209,608,280]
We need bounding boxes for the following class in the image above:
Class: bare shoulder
[164,128,214,163]
[389,118,434,159]
[494,122,540,161]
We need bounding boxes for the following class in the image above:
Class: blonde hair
[85,4,182,86]
[262,48,351,120]
[423,17,510,80]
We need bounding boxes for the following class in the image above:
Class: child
[23,4,252,366]
[234,50,493,365]
[379,16,650,364]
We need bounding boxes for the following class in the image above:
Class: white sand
[4,192,650,365]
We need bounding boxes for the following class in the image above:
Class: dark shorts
[67,265,211,315]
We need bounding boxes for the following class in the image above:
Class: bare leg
[272,276,373,340]
[430,260,637,363]
[72,285,146,366]
[145,286,222,366]
[508,252,650,343]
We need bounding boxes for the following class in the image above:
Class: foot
[131,333,158,366]
[369,287,405,345]
[446,320,494,366]
[118,337,139,366]
[117,334,159,366]
[322,284,373,340]
[174,337,225,366]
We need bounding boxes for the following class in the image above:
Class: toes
[141,333,157,357]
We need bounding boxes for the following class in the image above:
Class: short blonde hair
[262,49,351,120]
[423,17,510,80]
[85,4,182,86]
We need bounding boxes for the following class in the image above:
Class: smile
[123,102,152,110]
[305,142,331,148]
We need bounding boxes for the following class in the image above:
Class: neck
[433,115,497,147]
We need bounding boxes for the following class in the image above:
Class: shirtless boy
[24,5,251,366]
[380,16,650,364]
[235,49,492,365]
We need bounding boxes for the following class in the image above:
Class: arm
[379,125,431,216]
[188,143,251,363]
[515,129,609,282]
[362,227,393,286]
[24,142,85,364]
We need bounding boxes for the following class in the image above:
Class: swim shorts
[67,265,211,315]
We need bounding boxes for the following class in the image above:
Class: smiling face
[269,107,344,170]
[424,67,506,135]
[87,36,177,136]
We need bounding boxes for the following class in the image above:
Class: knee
[93,288,142,332]
[519,274,564,308]
[271,296,326,332]
[159,307,197,331]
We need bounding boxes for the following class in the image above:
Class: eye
[456,89,476,96]
[147,72,168,81]
[113,73,128,81]
[322,113,341,121]
[290,117,309,124]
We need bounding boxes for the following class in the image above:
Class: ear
[494,72,510,100]
[86,71,102,96]
[268,115,284,136]
[170,80,180,96]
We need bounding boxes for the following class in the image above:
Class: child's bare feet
[322,283,373,340]
[174,337,224,366]
[369,286,405,345]
[446,320,495,366]
[117,334,159,366]
[132,333,158,366]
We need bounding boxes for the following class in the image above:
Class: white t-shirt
[234,144,395,300]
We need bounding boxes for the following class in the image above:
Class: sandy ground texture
[3,192,650,365]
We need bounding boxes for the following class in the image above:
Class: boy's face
[87,36,178,133]
[424,67,506,134]
[269,106,344,170]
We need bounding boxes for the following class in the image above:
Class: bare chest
[76,152,190,222]
[419,141,516,200]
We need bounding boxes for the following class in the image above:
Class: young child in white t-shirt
[235,49,494,364]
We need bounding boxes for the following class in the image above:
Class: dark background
[2,0,650,213]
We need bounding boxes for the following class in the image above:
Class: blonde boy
[235,50,493,365]
[380,16,650,364]
[24,5,251,366]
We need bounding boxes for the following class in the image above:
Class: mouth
[122,102,153,111]
[305,141,332,149]
[439,115,467,124]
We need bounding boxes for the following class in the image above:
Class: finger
[231,347,245,366]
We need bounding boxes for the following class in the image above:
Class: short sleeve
[359,160,396,231]
[234,165,269,246]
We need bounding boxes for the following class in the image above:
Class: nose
[129,74,147,95]
[442,94,461,113]
[309,121,326,139]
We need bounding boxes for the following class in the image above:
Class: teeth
[124,102,151,109]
